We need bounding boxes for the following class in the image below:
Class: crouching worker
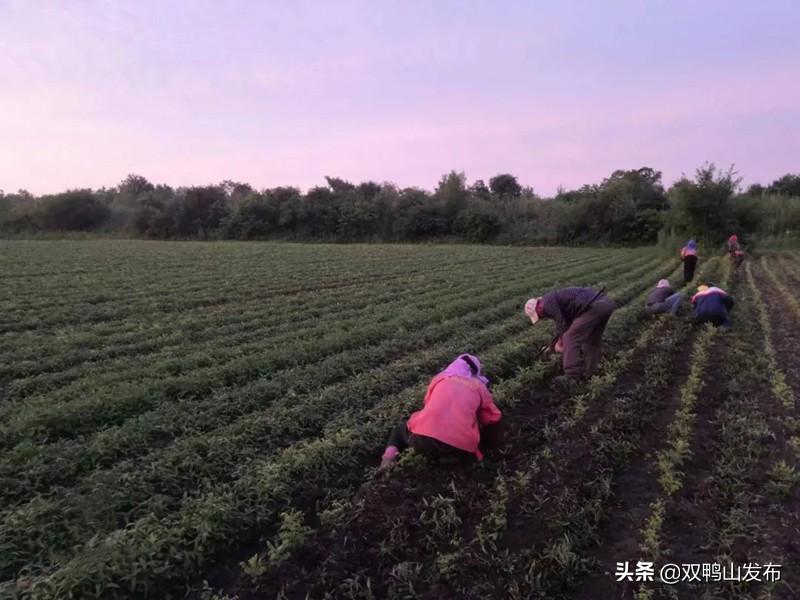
[645,279,685,316]
[692,284,735,328]
[379,354,502,470]
[524,287,615,383]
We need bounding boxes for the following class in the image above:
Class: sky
[1,0,798,196]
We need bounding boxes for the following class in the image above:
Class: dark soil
[571,327,700,600]
[214,316,692,599]
[200,262,800,600]
[742,260,800,598]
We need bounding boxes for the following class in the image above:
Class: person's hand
[554,339,564,353]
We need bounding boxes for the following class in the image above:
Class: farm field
[1,240,799,600]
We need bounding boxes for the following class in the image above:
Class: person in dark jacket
[645,279,685,315]
[524,287,615,381]
[692,284,735,328]
[681,239,698,283]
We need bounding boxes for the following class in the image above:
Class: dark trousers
[386,422,474,463]
[683,255,697,283]
[562,296,615,378]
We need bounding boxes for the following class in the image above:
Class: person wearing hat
[692,284,735,328]
[524,287,615,382]
[681,239,698,283]
[645,279,685,316]
[379,354,502,469]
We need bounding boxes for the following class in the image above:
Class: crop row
[762,257,800,319]
[453,257,723,597]
[1,250,616,388]
[486,259,726,597]
[0,249,543,369]
[1,241,491,301]
[2,257,678,595]
[0,252,650,514]
[2,245,592,332]
[0,254,671,581]
[243,258,724,598]
[0,253,658,450]
[0,247,539,340]
[2,250,599,399]
[653,261,794,599]
[778,253,800,287]
[745,262,795,411]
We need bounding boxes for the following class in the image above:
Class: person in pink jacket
[379,354,503,469]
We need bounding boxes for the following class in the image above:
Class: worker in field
[524,287,615,386]
[379,354,502,470]
[645,279,685,316]
[681,239,698,283]
[692,284,735,328]
[727,234,745,271]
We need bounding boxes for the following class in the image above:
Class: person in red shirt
[379,354,502,469]
[727,234,744,271]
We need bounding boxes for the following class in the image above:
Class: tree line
[2,166,799,246]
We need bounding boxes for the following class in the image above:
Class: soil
[571,329,699,599]
[212,316,689,599]
[199,260,800,600]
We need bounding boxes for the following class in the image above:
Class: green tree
[766,174,800,197]
[489,173,522,198]
[469,179,491,201]
[39,190,111,231]
[666,163,740,244]
[601,167,667,211]
[118,174,154,197]
[173,186,229,238]
[435,171,468,221]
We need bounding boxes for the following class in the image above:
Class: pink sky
[1,0,798,196]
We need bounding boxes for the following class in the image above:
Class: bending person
[380,354,502,469]
[692,284,735,328]
[681,239,698,283]
[645,279,684,316]
[727,234,744,271]
[524,287,615,383]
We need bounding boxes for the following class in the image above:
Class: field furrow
[4,241,798,600]
[1,253,669,584]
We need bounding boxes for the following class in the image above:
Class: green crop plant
[474,474,510,553]
[6,241,800,600]
[766,461,800,499]
[266,509,313,565]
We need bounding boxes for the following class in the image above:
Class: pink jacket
[407,373,502,459]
